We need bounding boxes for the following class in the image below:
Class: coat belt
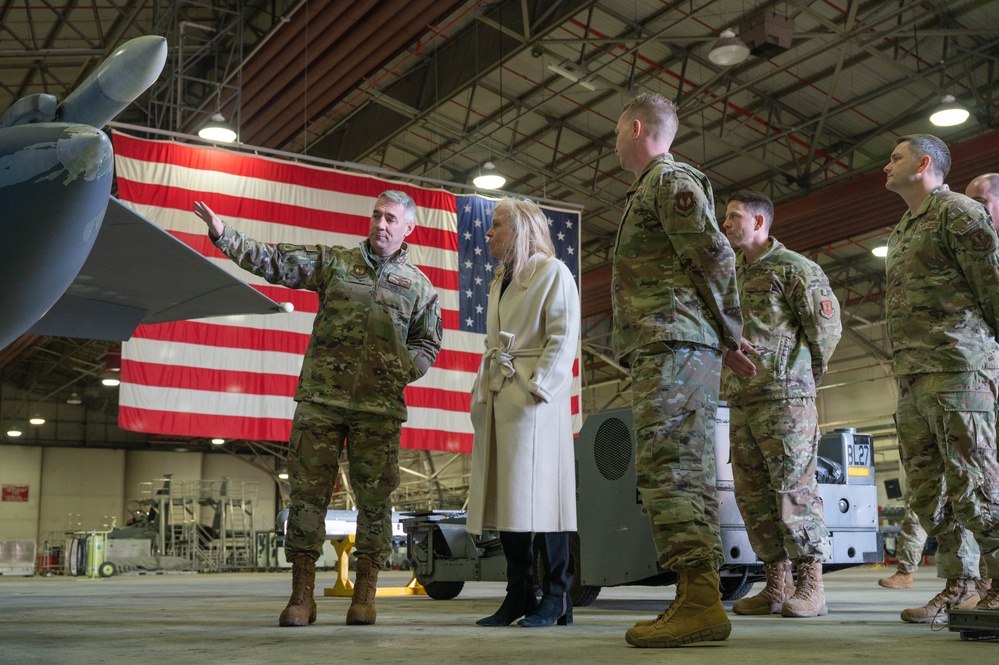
[473,331,544,404]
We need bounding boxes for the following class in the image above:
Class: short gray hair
[377,190,417,224]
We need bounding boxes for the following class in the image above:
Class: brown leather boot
[733,559,794,615]
[625,568,732,648]
[781,559,827,617]
[878,569,915,589]
[346,557,380,625]
[278,554,317,627]
[900,578,979,624]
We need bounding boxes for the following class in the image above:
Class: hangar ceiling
[2,0,999,503]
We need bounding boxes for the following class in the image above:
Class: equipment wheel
[719,568,753,601]
[98,561,117,578]
[422,580,464,600]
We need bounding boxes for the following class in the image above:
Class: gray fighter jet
[0,35,279,351]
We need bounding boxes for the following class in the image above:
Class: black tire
[568,533,601,607]
[719,569,754,601]
[98,561,117,578]
[422,580,464,600]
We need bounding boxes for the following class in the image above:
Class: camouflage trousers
[895,370,999,580]
[893,505,928,573]
[284,401,402,565]
[893,503,981,576]
[629,342,723,572]
[730,398,830,564]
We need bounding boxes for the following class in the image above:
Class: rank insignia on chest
[675,191,695,215]
[820,300,835,319]
[387,273,412,289]
[352,264,368,278]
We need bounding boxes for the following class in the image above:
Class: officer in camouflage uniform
[611,92,750,648]
[880,505,929,589]
[884,134,999,624]
[720,190,841,618]
[193,191,442,628]
[878,500,987,597]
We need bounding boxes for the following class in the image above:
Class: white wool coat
[466,254,580,534]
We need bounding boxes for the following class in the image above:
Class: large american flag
[457,196,580,334]
[112,133,580,453]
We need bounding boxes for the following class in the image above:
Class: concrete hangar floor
[0,565,989,665]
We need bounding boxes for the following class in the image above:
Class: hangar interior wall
[0,447,279,547]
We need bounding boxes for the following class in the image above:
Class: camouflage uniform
[722,239,841,565]
[886,185,999,582]
[893,502,981,576]
[612,153,743,572]
[214,227,442,563]
[894,506,928,574]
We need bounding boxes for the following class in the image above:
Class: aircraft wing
[29,197,281,341]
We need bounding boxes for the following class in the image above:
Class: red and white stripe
[112,132,579,453]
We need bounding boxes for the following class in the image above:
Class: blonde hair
[492,198,555,288]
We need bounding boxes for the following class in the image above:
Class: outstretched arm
[192,201,225,240]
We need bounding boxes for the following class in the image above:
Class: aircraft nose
[57,126,113,181]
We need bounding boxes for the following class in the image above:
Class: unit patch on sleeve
[675,191,695,216]
[820,300,835,319]
[969,228,994,252]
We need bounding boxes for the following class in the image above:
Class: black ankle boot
[476,588,538,626]
[518,593,572,627]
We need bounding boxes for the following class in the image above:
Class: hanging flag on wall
[456,195,579,334]
[111,133,580,453]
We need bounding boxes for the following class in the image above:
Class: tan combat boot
[346,557,380,625]
[625,567,732,648]
[278,554,318,626]
[900,578,979,624]
[878,569,915,589]
[781,559,827,617]
[732,559,794,615]
[976,559,992,600]
[976,581,999,609]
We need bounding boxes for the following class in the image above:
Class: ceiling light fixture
[29,415,45,426]
[198,113,237,143]
[99,347,121,387]
[6,425,23,437]
[708,29,751,67]
[473,161,506,190]
[211,438,225,445]
[66,393,82,405]
[929,95,969,127]
[872,245,888,258]
[278,471,289,480]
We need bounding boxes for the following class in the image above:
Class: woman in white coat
[466,198,581,628]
